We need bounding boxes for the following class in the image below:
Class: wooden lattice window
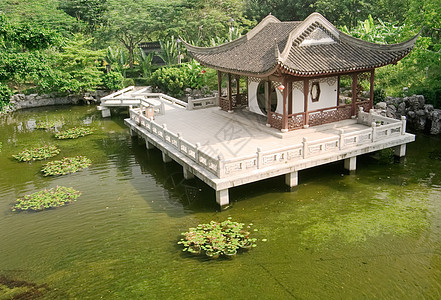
[310,81,321,102]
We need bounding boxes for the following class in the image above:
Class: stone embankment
[8,90,109,110]
[374,95,441,135]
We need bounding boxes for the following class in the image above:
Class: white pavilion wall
[291,77,338,113]
[248,81,263,116]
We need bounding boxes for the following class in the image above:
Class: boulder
[375,102,387,109]
[430,109,441,135]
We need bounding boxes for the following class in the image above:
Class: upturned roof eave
[278,48,413,77]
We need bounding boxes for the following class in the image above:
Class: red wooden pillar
[235,75,241,106]
[217,70,222,109]
[351,73,358,116]
[288,81,293,114]
[303,79,309,127]
[369,69,375,110]
[266,81,272,126]
[282,77,288,131]
[227,73,232,111]
[337,76,340,106]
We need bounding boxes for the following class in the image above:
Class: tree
[60,0,107,33]
[53,34,104,94]
[102,0,170,68]
[245,0,315,22]
[0,0,81,36]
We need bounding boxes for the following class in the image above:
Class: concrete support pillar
[285,171,298,187]
[130,128,137,137]
[216,189,229,208]
[101,108,111,118]
[183,167,194,180]
[394,144,406,157]
[344,156,357,171]
[162,151,172,163]
[145,140,155,150]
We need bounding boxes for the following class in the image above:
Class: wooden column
[266,81,272,126]
[235,75,241,106]
[217,70,222,108]
[351,73,358,116]
[337,76,340,106]
[369,69,375,110]
[282,77,288,132]
[227,73,232,111]
[303,79,309,127]
[288,81,293,114]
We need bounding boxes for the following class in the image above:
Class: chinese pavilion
[183,13,418,132]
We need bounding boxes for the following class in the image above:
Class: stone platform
[125,100,414,208]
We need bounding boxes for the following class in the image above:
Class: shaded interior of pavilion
[215,69,375,132]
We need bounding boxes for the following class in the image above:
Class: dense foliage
[12,186,81,212]
[150,61,214,96]
[0,0,440,106]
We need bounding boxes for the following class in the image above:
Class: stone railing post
[217,155,224,178]
[187,96,194,110]
[302,138,308,158]
[369,109,374,125]
[162,124,167,140]
[371,122,377,142]
[177,133,182,152]
[214,92,219,106]
[256,147,263,169]
[401,116,407,135]
[339,129,345,150]
[195,142,201,163]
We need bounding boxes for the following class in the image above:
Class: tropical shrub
[13,145,60,161]
[102,71,124,90]
[0,83,12,108]
[12,186,81,212]
[55,127,94,139]
[41,156,92,176]
[150,61,215,97]
[178,218,258,258]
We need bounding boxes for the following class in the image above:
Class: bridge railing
[129,107,408,179]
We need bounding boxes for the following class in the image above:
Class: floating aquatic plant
[41,156,92,176]
[35,120,64,129]
[178,218,257,259]
[12,186,81,212]
[55,127,94,139]
[13,145,60,161]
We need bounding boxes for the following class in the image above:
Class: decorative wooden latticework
[269,112,283,129]
[288,113,304,130]
[308,105,352,127]
[219,97,231,111]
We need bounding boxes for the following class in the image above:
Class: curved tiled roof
[184,13,418,77]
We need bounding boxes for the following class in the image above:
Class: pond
[0,105,440,299]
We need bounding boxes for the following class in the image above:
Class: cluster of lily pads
[41,156,92,176]
[35,120,64,129]
[178,218,257,259]
[13,145,60,161]
[12,186,81,212]
[55,127,94,139]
